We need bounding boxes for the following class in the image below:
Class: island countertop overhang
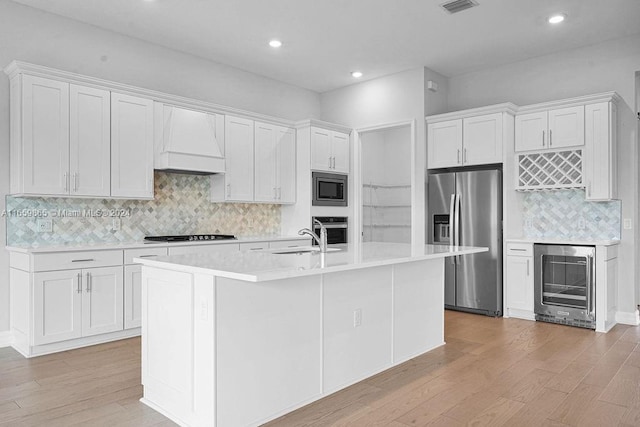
[134,242,488,282]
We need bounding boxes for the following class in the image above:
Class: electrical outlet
[624,219,632,229]
[36,218,52,233]
[112,218,121,231]
[353,308,362,327]
[578,218,586,230]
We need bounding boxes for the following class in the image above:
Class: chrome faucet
[298,219,328,253]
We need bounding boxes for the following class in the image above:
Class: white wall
[448,34,640,319]
[320,67,448,249]
[0,0,321,334]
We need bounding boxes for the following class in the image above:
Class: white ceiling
[11,0,640,93]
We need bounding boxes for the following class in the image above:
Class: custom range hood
[154,103,225,175]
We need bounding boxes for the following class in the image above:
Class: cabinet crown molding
[3,60,297,128]
[295,119,352,134]
[516,92,621,114]
[426,102,518,124]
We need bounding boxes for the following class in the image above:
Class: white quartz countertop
[135,242,488,282]
[5,235,309,254]
[506,237,620,246]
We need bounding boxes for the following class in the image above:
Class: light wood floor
[2,311,640,426]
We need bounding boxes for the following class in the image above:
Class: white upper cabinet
[427,119,462,168]
[211,115,254,202]
[427,107,513,169]
[70,84,111,197]
[110,93,154,199]
[463,113,504,165]
[9,69,153,199]
[154,103,225,174]
[254,122,296,204]
[17,75,70,195]
[515,106,584,152]
[311,127,350,173]
[584,101,617,201]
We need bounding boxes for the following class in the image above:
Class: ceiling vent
[440,0,479,14]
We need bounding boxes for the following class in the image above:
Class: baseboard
[616,310,640,326]
[0,331,14,348]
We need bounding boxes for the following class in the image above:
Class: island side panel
[392,259,445,363]
[323,266,393,394]
[216,275,322,427]
[142,266,201,426]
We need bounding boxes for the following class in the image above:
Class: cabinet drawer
[124,247,168,264]
[168,243,240,256]
[269,239,310,249]
[33,250,123,272]
[506,243,533,257]
[240,242,269,251]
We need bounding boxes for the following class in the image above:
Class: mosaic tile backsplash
[522,189,620,240]
[6,172,281,247]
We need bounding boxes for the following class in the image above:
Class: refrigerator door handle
[449,194,456,264]
[455,193,461,262]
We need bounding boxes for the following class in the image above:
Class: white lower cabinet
[34,266,124,345]
[124,265,143,330]
[505,243,534,320]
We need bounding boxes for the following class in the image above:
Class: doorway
[359,124,413,243]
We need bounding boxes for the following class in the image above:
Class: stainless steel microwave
[312,172,348,206]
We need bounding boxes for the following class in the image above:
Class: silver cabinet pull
[64,172,69,192]
[542,130,545,146]
[457,149,461,164]
[328,157,332,169]
[549,129,552,146]
[139,254,157,258]
[464,148,467,163]
[77,273,82,294]
[71,258,95,262]
[273,187,277,200]
[278,187,282,199]
[526,259,530,276]
[86,272,91,292]
[510,248,527,252]
[226,183,231,197]
[72,173,78,192]
[332,157,336,169]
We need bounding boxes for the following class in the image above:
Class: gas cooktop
[144,234,236,243]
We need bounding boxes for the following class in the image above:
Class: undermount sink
[271,247,341,255]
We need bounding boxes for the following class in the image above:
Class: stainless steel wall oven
[311,216,347,245]
[534,244,595,329]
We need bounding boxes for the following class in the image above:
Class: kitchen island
[136,242,487,427]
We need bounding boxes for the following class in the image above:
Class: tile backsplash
[522,189,620,240]
[6,171,281,247]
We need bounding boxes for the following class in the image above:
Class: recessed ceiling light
[548,13,566,24]
[351,71,363,78]
[269,40,282,48]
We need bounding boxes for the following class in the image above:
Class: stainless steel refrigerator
[427,167,502,316]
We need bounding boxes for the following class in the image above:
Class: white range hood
[154,103,225,174]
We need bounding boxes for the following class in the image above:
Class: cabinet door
[331,131,350,173]
[463,113,503,165]
[277,126,296,203]
[584,102,616,201]
[124,265,142,329]
[515,111,547,152]
[254,122,278,202]
[33,270,82,345]
[69,84,111,197]
[505,256,534,314]
[111,93,154,198]
[310,127,332,171]
[427,119,462,169]
[548,106,584,149]
[81,266,124,337]
[225,116,254,201]
[22,75,70,195]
